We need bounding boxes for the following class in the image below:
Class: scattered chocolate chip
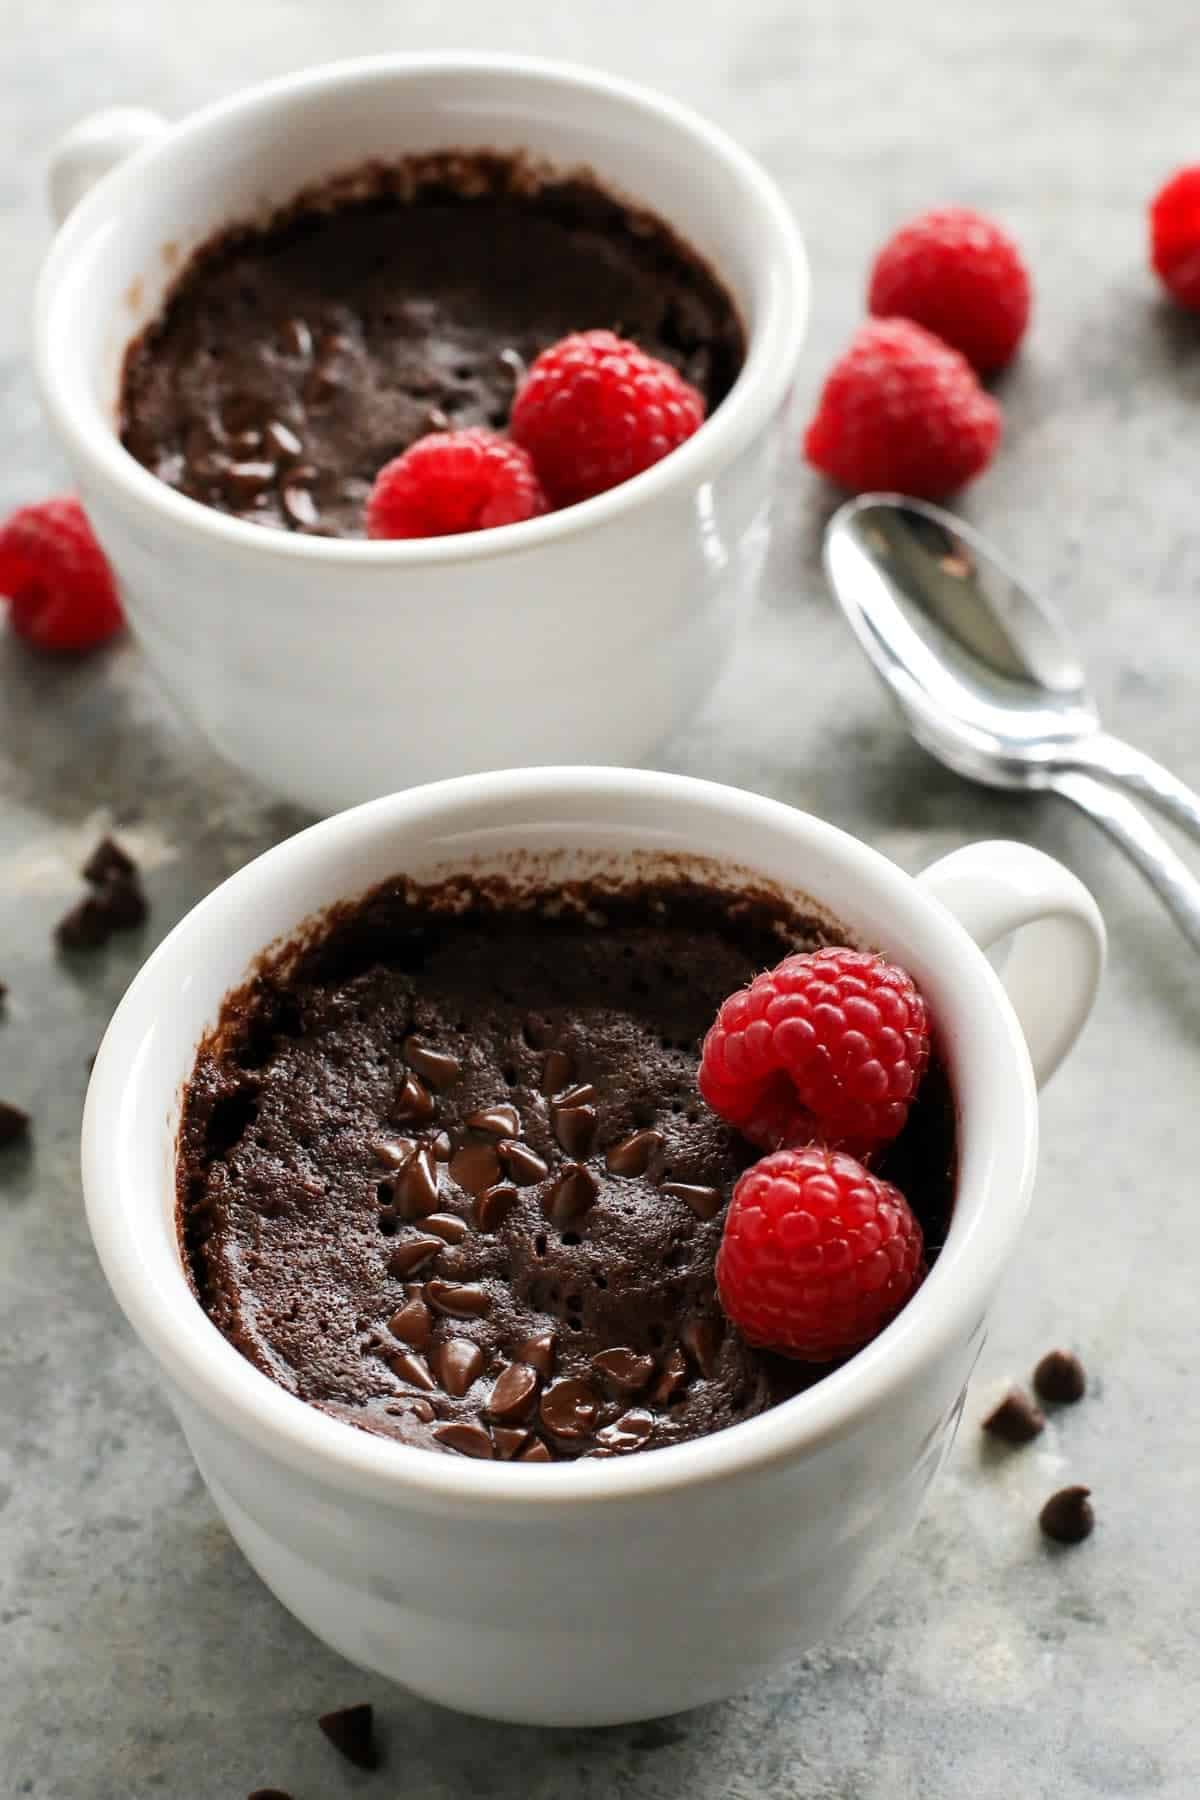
[542,1163,599,1226]
[82,836,136,886]
[425,1279,490,1318]
[1033,1349,1087,1406]
[475,1182,518,1232]
[465,1104,520,1137]
[372,1136,417,1170]
[403,1037,463,1090]
[492,1426,530,1459]
[386,1297,432,1349]
[248,1789,294,1799]
[433,1421,494,1459]
[394,1144,439,1218]
[498,1140,548,1185]
[100,878,148,932]
[0,1101,30,1148]
[591,1347,655,1393]
[423,1211,468,1244]
[553,1083,597,1109]
[554,1104,598,1157]
[0,979,7,1004]
[660,1181,723,1221]
[393,1072,435,1125]
[539,1048,573,1096]
[606,1129,663,1177]
[431,1337,484,1397]
[264,419,304,459]
[449,1141,502,1196]
[386,1235,442,1278]
[596,1408,654,1450]
[225,458,277,498]
[55,895,111,951]
[540,1376,600,1441]
[317,1703,379,1771]
[280,317,312,358]
[983,1388,1045,1445]
[485,1362,540,1423]
[518,1438,552,1462]
[680,1315,723,1377]
[281,484,320,529]
[650,1348,689,1406]
[385,1349,437,1392]
[514,1330,557,1378]
[1039,1485,1094,1545]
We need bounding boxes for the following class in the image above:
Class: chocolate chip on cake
[1033,1349,1087,1405]
[317,1703,380,1770]
[1039,1484,1095,1544]
[982,1388,1045,1445]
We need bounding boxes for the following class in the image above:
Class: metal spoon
[824,493,1200,949]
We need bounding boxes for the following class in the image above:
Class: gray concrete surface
[3,2,1199,1794]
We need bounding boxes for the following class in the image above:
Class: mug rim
[82,767,1037,1508]
[34,51,809,569]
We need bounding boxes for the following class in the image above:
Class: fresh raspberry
[716,1145,924,1360]
[1150,167,1200,309]
[868,207,1031,373]
[0,497,123,653]
[803,317,1001,500]
[510,330,705,507]
[698,946,930,1156]
[365,429,547,539]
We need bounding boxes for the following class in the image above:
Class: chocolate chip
[372,1136,417,1170]
[542,1163,599,1226]
[554,1104,597,1157]
[393,1072,435,1124]
[486,1362,540,1423]
[465,1104,520,1137]
[0,1101,30,1147]
[431,1337,484,1397]
[449,1141,501,1196]
[248,1789,294,1799]
[680,1315,723,1377]
[386,1236,442,1278]
[591,1348,655,1393]
[55,896,110,950]
[425,1279,490,1318]
[385,1349,437,1392]
[403,1037,463,1090]
[317,1703,379,1771]
[553,1083,597,1108]
[539,1376,600,1441]
[475,1182,518,1233]
[983,1388,1045,1445]
[514,1330,557,1378]
[99,878,148,932]
[82,836,136,885]
[406,1397,435,1423]
[596,1408,654,1450]
[498,1140,548,1185]
[518,1438,552,1462]
[280,317,313,358]
[1033,1349,1087,1406]
[225,458,278,498]
[423,1211,468,1244]
[264,419,303,459]
[1039,1485,1095,1544]
[660,1181,723,1221]
[539,1048,573,1096]
[394,1144,440,1218]
[281,484,320,529]
[431,1130,452,1160]
[606,1129,663,1177]
[491,1426,530,1459]
[650,1348,689,1406]
[231,428,263,456]
[434,1421,494,1459]
[386,1297,432,1349]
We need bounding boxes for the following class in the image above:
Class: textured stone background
[3,3,1200,1795]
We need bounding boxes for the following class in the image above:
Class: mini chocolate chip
[385,1349,437,1392]
[465,1104,520,1137]
[386,1235,442,1278]
[660,1181,723,1221]
[606,1129,664,1177]
[1033,1349,1087,1405]
[425,1279,490,1318]
[539,1048,573,1096]
[82,836,136,886]
[394,1144,439,1218]
[407,1397,436,1423]
[680,1315,724,1377]
[434,1421,494,1459]
[515,1330,558,1378]
[492,1426,531,1459]
[591,1348,655,1393]
[596,1408,654,1450]
[498,1140,548,1185]
[55,895,110,951]
[518,1438,552,1462]
[403,1037,463,1090]
[231,428,263,456]
[264,419,304,459]
[281,484,319,529]
[1039,1485,1095,1544]
[449,1141,501,1196]
[225,458,278,498]
[554,1105,597,1157]
[475,1182,518,1232]
[280,317,313,357]
[540,1376,600,1441]
[431,1130,452,1160]
[553,1083,597,1109]
[432,1337,484,1397]
[387,1297,432,1349]
[425,406,451,431]
[983,1388,1045,1445]
[486,1362,540,1423]
[372,1136,417,1170]
[650,1348,689,1406]
[542,1163,599,1225]
[317,1703,378,1771]
[394,1072,435,1124]
[0,1101,30,1147]
[423,1211,468,1244]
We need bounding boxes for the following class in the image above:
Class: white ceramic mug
[81,768,1104,1726]
[35,56,809,816]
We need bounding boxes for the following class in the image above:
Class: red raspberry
[0,497,123,654]
[1150,167,1200,309]
[365,429,547,539]
[868,207,1031,373]
[510,330,705,508]
[698,946,930,1156]
[803,317,1001,500]
[717,1146,924,1360]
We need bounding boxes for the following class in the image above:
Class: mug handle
[48,107,168,227]
[916,841,1105,1088]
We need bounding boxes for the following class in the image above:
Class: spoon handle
[1050,769,1200,952]
[1069,733,1200,848]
